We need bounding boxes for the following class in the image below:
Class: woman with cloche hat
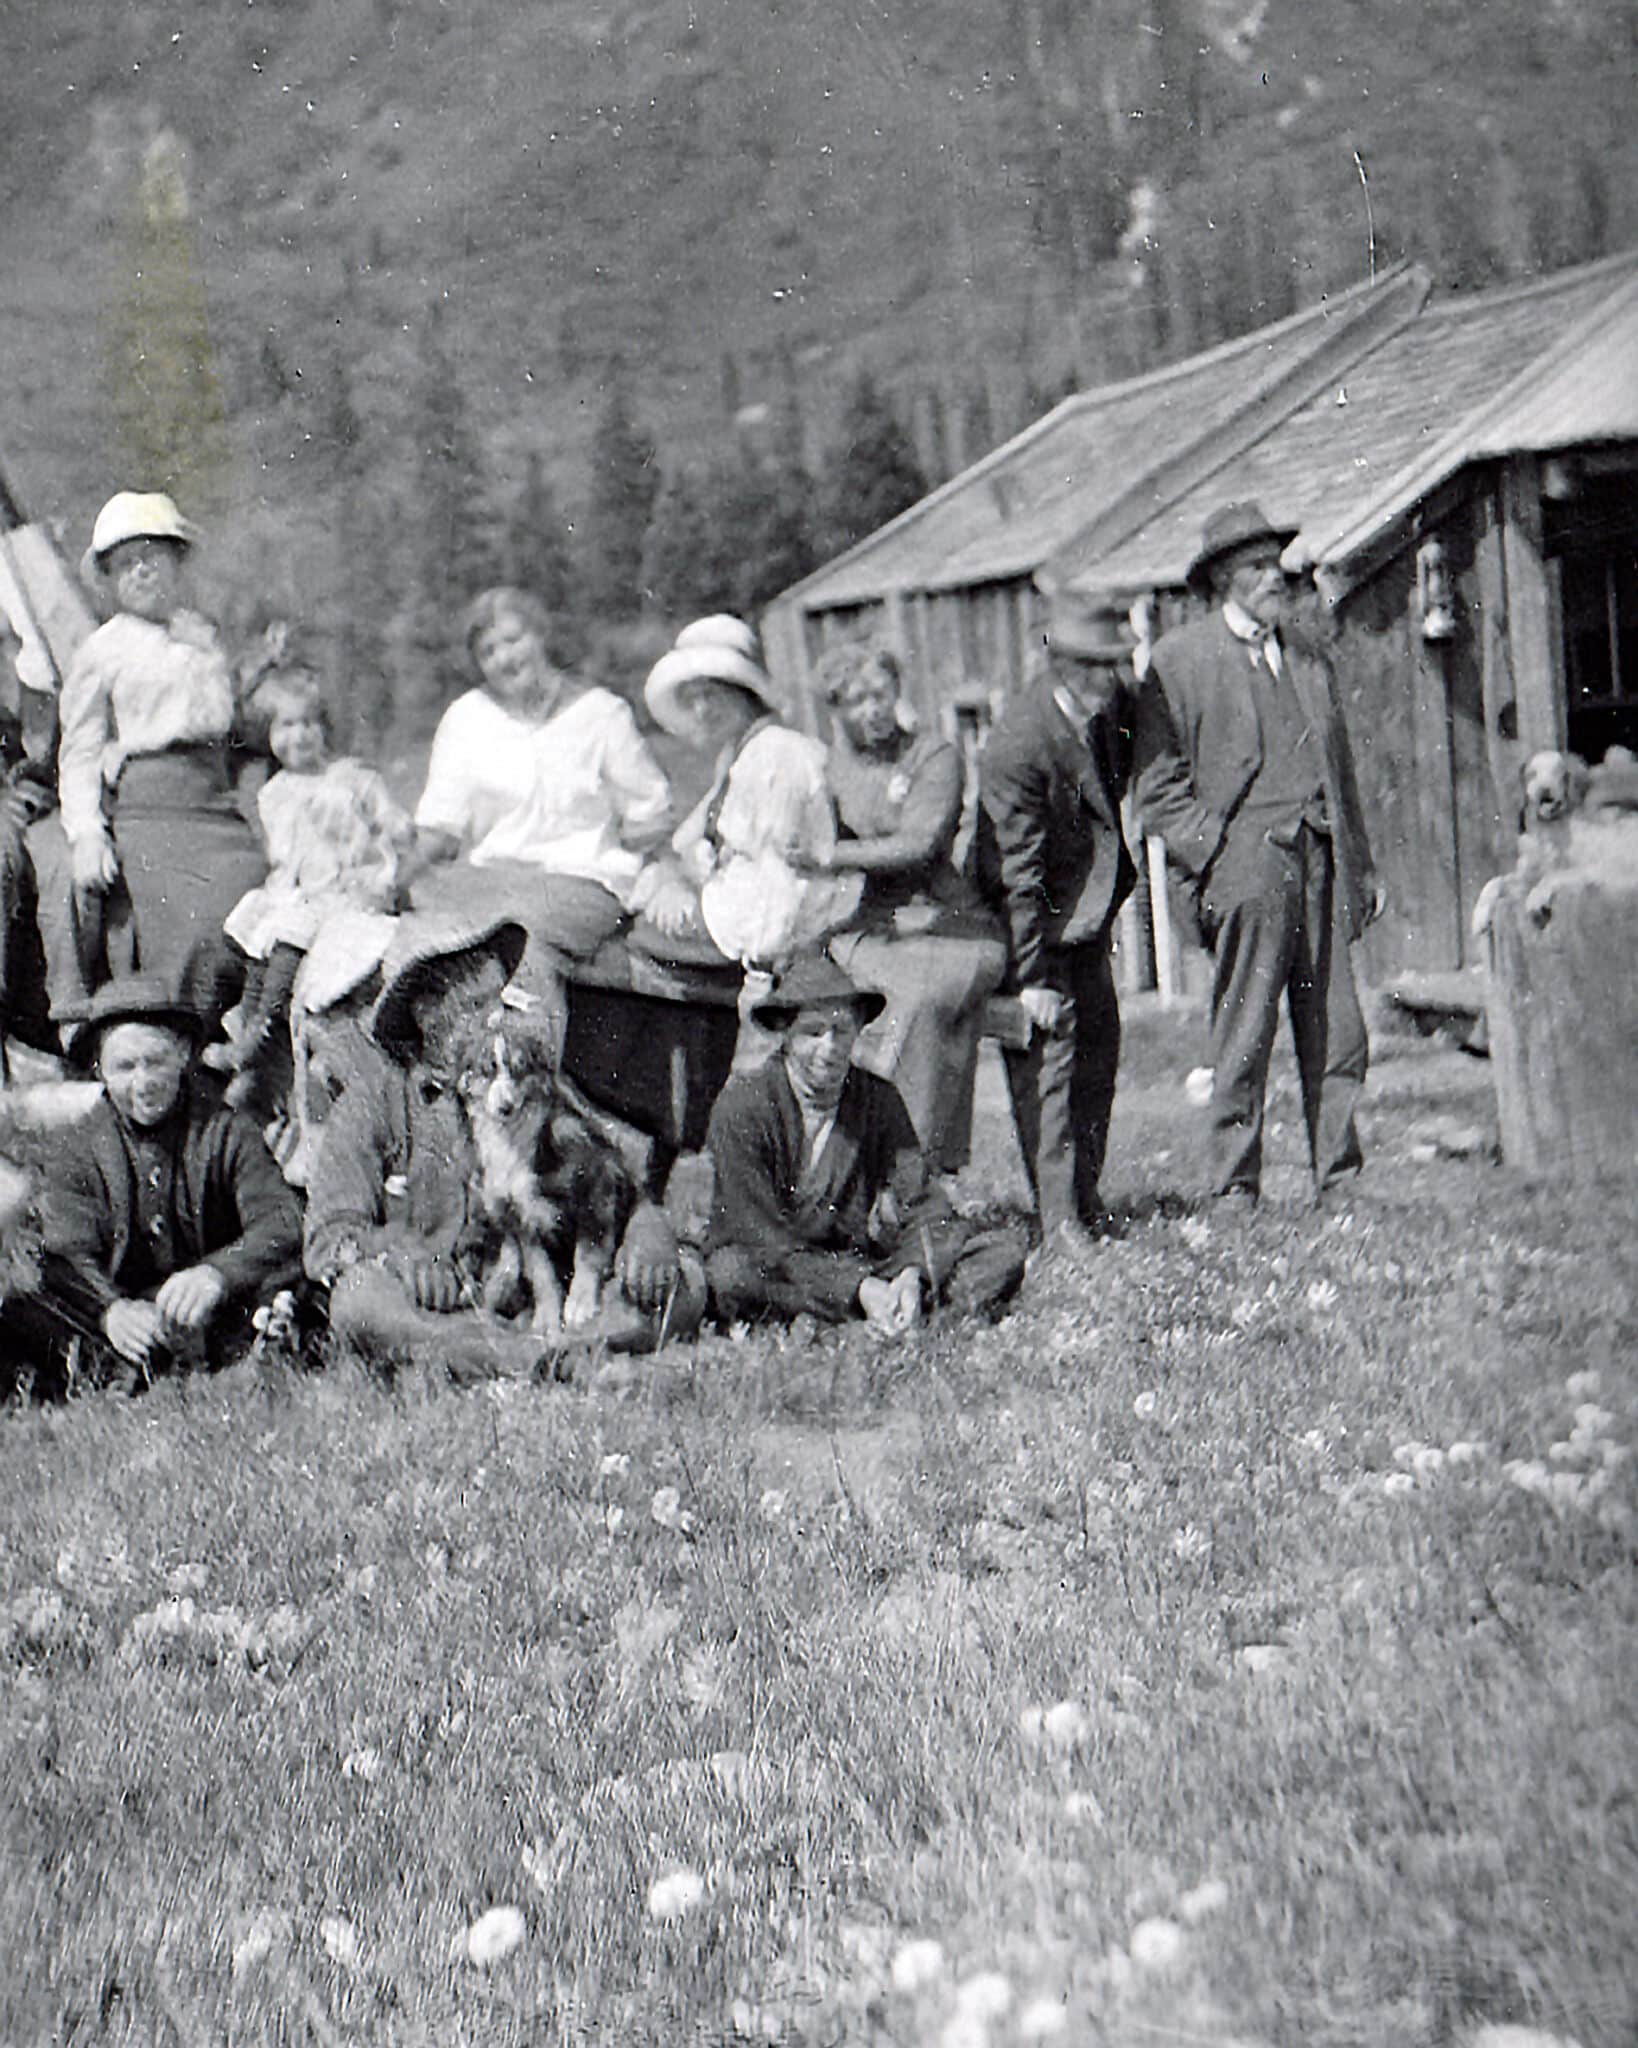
[30,491,266,1040]
[633,616,862,969]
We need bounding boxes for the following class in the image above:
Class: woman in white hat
[633,617,862,969]
[32,491,266,1037]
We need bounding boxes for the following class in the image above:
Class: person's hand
[1,785,41,833]
[1365,880,1388,927]
[381,1245,465,1312]
[103,1298,164,1367]
[866,1186,902,1249]
[155,1263,228,1334]
[1019,986,1066,1037]
[71,830,120,893]
[615,1201,681,1314]
[643,870,703,938]
[858,1267,923,1336]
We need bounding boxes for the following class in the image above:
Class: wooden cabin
[764,250,1638,989]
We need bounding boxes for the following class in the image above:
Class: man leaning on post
[975,590,1138,1262]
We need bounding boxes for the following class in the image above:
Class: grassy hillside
[2,0,1634,729]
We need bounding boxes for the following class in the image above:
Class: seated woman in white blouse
[412,587,674,1032]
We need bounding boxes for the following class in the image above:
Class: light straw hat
[644,623,779,735]
[82,492,198,581]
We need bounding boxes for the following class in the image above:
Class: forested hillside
[2,0,1633,742]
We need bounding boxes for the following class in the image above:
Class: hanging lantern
[1416,538,1457,642]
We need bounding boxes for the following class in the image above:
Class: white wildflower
[319,1915,360,1968]
[604,1505,625,1535]
[1564,1370,1602,1400]
[1042,1699,1092,1754]
[890,1937,946,1993]
[1178,1215,1213,1251]
[1018,1705,1046,1748]
[646,1869,705,1921]
[1392,1441,1430,1468]
[340,1747,381,1783]
[165,1561,209,1595]
[838,1920,894,1974]
[1503,1459,1552,1496]
[1305,1279,1340,1315]
[1598,1439,1630,1468]
[1382,1472,1416,1497]
[464,1905,526,1966]
[1410,1446,1446,1480]
[758,1488,789,1521]
[1171,1524,1210,1564]
[1299,1428,1329,1455]
[231,1910,288,1979]
[1548,1440,1581,1464]
[1063,1789,1103,1822]
[1018,1997,1069,2040]
[1184,1066,1214,1105]
[650,1486,693,1533]
[1572,1404,1615,1439]
[954,1970,1012,2021]
[1547,1472,1586,1509]
[1132,1389,1159,1420]
[1128,1916,1187,1970]
[1235,1644,1292,1676]
[599,1452,631,1478]
[1231,1297,1260,1329]
[1446,1441,1487,1466]
[1179,1876,1230,1923]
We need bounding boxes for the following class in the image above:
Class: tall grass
[3,1014,1632,2046]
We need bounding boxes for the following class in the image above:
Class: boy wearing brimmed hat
[302,914,702,1379]
[975,590,1138,1258]
[0,973,302,1386]
[702,952,1026,1331]
[1134,502,1382,1206]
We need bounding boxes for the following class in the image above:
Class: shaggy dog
[450,1009,636,1336]
[1473,747,1638,935]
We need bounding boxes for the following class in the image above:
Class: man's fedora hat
[64,974,203,1067]
[1042,590,1139,664]
[1185,501,1300,594]
[750,952,887,1033]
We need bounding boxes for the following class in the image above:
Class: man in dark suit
[977,593,1137,1257]
[1135,502,1383,1206]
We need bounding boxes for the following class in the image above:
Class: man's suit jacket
[1133,612,1376,943]
[974,682,1136,987]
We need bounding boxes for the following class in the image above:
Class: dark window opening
[1546,470,1638,761]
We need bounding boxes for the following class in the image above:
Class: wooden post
[1474,485,1522,821]
[1499,454,1567,755]
[1407,607,1464,968]
[1148,834,1181,1005]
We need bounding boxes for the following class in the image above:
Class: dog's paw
[1524,876,1559,927]
[562,1276,603,1331]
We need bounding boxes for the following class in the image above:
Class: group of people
[0,484,1381,1388]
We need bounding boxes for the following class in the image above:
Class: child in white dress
[220,659,415,1103]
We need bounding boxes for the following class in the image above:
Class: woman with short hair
[412,584,674,1018]
[813,638,1006,1173]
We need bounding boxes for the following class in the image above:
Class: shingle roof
[1049,249,1638,598]
[772,265,1424,613]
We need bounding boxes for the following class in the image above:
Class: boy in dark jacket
[0,975,302,1384]
[704,954,1026,1330]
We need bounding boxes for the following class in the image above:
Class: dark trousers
[1200,822,1367,1196]
[707,1219,1027,1325]
[0,808,52,1060]
[1001,941,1120,1233]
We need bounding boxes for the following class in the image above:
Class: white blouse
[414,685,671,907]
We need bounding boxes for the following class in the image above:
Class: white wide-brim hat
[83,491,198,579]
[644,640,779,735]
[675,614,760,661]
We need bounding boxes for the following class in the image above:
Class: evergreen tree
[817,371,928,558]
[640,466,728,618]
[507,450,575,618]
[102,134,233,516]
[718,455,818,614]
[580,372,661,620]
